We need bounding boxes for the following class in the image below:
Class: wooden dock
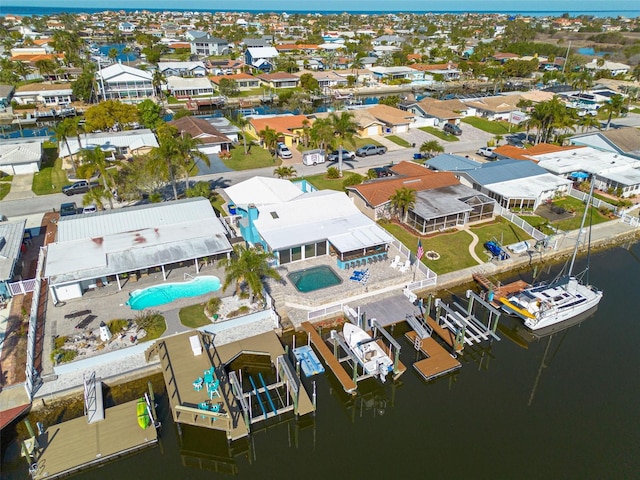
[301,322,357,394]
[405,331,461,381]
[33,400,157,480]
[376,339,407,380]
[473,273,529,306]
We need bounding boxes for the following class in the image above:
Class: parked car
[476,146,497,159]
[276,142,293,159]
[356,144,387,157]
[60,202,78,217]
[62,180,99,196]
[82,204,97,214]
[328,148,356,162]
[369,166,393,178]
[443,123,462,136]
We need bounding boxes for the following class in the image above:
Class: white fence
[7,279,36,296]
[620,212,640,227]
[568,187,618,213]
[25,247,46,399]
[308,303,344,322]
[495,206,547,242]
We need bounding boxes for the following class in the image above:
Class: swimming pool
[126,276,221,310]
[288,265,342,293]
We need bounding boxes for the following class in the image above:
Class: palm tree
[174,133,209,190]
[152,70,166,99]
[77,147,120,209]
[218,244,281,302]
[329,111,358,176]
[570,70,593,96]
[309,117,335,151]
[273,166,296,179]
[419,140,444,158]
[236,114,250,155]
[389,187,416,222]
[34,58,58,80]
[82,186,111,210]
[55,117,81,172]
[107,48,119,63]
[258,126,279,157]
[149,124,182,200]
[601,94,626,130]
[579,114,601,133]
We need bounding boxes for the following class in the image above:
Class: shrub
[205,297,222,317]
[108,319,129,334]
[54,335,68,349]
[342,175,362,189]
[134,310,166,341]
[51,348,78,364]
[326,166,340,179]
[227,306,250,318]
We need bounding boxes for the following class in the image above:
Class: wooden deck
[301,322,357,394]
[33,400,157,480]
[473,273,529,306]
[405,331,461,381]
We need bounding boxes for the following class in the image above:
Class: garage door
[367,126,379,136]
[198,146,221,154]
[13,163,37,175]
[396,125,408,134]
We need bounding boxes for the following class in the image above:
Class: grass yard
[301,171,364,191]
[386,135,412,147]
[462,117,523,134]
[517,214,556,235]
[0,183,10,200]
[135,311,167,342]
[470,217,532,260]
[380,221,478,274]
[551,197,611,231]
[220,144,282,170]
[32,151,70,195]
[179,303,211,329]
[419,126,460,142]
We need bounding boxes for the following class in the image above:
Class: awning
[570,171,589,179]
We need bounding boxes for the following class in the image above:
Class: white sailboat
[343,323,393,382]
[500,181,603,331]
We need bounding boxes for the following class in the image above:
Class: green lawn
[380,222,478,274]
[219,144,282,170]
[517,214,556,235]
[301,172,363,191]
[385,135,411,148]
[630,108,640,114]
[32,154,70,195]
[0,183,10,200]
[550,197,611,231]
[470,217,532,260]
[179,304,211,329]
[419,126,460,142]
[0,175,13,182]
[461,117,523,135]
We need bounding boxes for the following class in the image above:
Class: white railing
[568,187,618,213]
[307,303,344,322]
[7,279,36,296]
[496,206,547,242]
[389,236,438,284]
[25,247,46,399]
[620,212,640,227]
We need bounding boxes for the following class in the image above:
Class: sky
[5,0,640,12]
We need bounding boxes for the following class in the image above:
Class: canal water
[6,242,640,479]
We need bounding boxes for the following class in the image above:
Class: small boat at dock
[136,397,151,430]
[343,323,393,383]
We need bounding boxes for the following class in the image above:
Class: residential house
[402,97,472,126]
[369,66,417,83]
[224,177,393,269]
[165,76,214,98]
[0,219,27,300]
[118,21,136,32]
[208,59,245,75]
[58,129,159,169]
[168,116,232,154]
[157,61,207,77]
[584,59,631,77]
[462,95,522,121]
[185,30,208,42]
[190,35,229,57]
[310,110,384,138]
[13,83,73,106]
[247,115,310,147]
[346,161,495,232]
[245,47,279,72]
[296,71,349,89]
[257,72,299,89]
[493,143,581,162]
[569,127,640,160]
[0,138,44,175]
[411,63,461,81]
[45,198,233,301]
[427,155,572,210]
[210,73,260,91]
[96,63,154,104]
[243,37,273,48]
[366,104,416,134]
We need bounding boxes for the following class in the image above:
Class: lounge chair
[398,260,411,273]
[390,255,401,269]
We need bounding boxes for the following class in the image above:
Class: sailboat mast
[568,179,595,275]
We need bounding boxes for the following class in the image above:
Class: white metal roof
[224,176,303,209]
[253,190,393,252]
[58,129,159,157]
[45,198,232,285]
[97,63,153,82]
[247,46,279,58]
[485,174,572,200]
[166,75,213,90]
[0,219,26,281]
[534,147,640,176]
[599,167,640,186]
[0,140,42,166]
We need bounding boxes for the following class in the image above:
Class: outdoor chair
[208,379,221,399]
[399,260,411,273]
[390,255,401,269]
[193,377,204,392]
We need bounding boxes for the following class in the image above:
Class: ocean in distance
[2,5,640,18]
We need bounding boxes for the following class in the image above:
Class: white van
[302,149,326,166]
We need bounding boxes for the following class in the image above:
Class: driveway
[397,123,493,155]
[195,154,232,176]
[2,173,36,201]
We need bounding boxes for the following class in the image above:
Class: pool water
[288,265,342,293]
[126,276,221,310]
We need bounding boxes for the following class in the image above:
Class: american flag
[417,239,424,261]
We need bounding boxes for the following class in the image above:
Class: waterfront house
[247,115,310,147]
[12,83,73,106]
[256,72,300,89]
[44,198,233,301]
[209,73,260,91]
[95,63,154,104]
[309,110,383,138]
[402,97,472,126]
[165,76,214,98]
[346,161,495,232]
[584,59,630,77]
[410,63,461,81]
[168,116,232,154]
[0,138,44,175]
[157,61,207,77]
[245,47,279,72]
[190,35,230,57]
[366,104,417,134]
[427,155,572,210]
[224,177,393,268]
[462,95,522,121]
[568,127,640,161]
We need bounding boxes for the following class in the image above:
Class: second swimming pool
[127,275,221,310]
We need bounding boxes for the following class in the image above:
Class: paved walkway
[3,173,36,201]
[464,228,486,264]
[370,135,405,152]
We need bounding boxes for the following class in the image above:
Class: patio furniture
[398,260,411,273]
[390,255,401,269]
[210,402,221,413]
[193,377,204,392]
[207,379,221,399]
